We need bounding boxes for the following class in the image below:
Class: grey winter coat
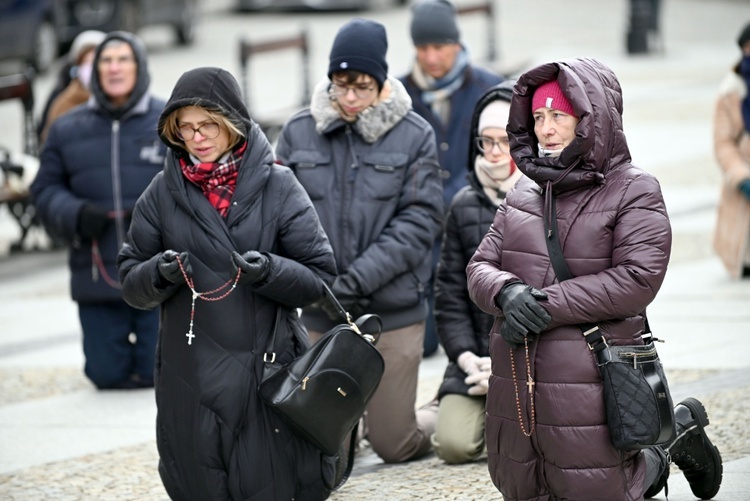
[466,58,672,500]
[117,67,337,500]
[275,76,444,332]
[31,31,166,303]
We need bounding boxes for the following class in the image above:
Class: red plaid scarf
[180,142,247,218]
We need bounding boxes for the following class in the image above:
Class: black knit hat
[328,18,388,89]
[738,22,750,48]
[410,0,460,46]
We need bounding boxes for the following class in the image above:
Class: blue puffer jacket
[400,63,503,207]
[31,31,166,303]
[275,76,445,332]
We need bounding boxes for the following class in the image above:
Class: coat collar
[310,75,412,143]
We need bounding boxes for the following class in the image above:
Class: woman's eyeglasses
[475,136,510,154]
[177,122,220,141]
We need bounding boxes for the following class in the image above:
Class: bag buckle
[263,352,276,363]
[584,326,605,351]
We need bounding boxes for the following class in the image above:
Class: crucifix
[526,377,535,392]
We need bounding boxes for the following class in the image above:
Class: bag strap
[263,281,383,363]
[542,194,654,354]
[542,193,607,354]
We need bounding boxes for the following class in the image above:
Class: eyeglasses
[475,136,510,154]
[330,83,377,100]
[177,122,220,141]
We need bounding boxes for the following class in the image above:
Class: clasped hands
[497,282,551,347]
[156,250,270,286]
[457,351,492,396]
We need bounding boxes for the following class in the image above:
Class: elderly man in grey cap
[399,0,503,358]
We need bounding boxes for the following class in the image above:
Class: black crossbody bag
[542,194,675,450]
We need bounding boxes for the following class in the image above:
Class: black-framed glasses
[330,83,377,100]
[177,122,220,141]
[475,136,510,154]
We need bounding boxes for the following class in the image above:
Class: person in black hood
[31,31,166,390]
[431,80,523,464]
[117,67,337,500]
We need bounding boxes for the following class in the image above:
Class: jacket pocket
[287,149,332,200]
[360,151,408,201]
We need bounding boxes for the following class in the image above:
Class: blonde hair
[162,106,245,150]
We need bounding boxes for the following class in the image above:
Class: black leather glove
[321,274,366,320]
[496,283,551,337]
[158,250,190,285]
[500,320,538,347]
[78,204,110,240]
[231,251,270,286]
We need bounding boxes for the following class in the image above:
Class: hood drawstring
[543,161,579,239]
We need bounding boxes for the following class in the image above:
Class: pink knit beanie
[532,80,576,117]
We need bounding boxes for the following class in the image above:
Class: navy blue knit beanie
[328,18,388,89]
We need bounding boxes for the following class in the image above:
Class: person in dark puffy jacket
[399,0,505,357]
[275,18,444,464]
[466,58,723,500]
[31,31,165,389]
[117,67,337,500]
[431,80,522,464]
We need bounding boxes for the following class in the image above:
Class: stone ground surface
[2,0,750,499]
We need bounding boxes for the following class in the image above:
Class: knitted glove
[78,204,110,240]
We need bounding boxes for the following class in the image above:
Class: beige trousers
[307,321,436,463]
[431,393,487,464]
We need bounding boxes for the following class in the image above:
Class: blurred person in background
[39,30,106,144]
[275,18,444,464]
[31,32,166,390]
[399,0,504,357]
[118,66,338,501]
[467,58,722,500]
[432,80,521,464]
[713,22,750,279]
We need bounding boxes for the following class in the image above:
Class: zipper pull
[301,376,309,390]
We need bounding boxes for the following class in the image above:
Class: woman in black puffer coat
[117,67,337,500]
[431,80,522,464]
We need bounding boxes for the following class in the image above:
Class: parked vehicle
[237,0,407,12]
[0,0,197,74]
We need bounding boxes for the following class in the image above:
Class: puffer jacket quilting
[466,58,672,501]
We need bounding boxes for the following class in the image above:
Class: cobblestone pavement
[0,367,747,500]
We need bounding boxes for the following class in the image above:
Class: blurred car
[58,0,197,48]
[0,0,197,74]
[237,0,407,11]
[0,0,60,73]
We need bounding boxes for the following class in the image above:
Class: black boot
[667,398,723,500]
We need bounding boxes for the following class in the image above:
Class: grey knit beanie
[410,0,460,46]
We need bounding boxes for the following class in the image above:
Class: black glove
[231,251,270,286]
[500,320,538,347]
[78,204,110,240]
[496,283,551,337]
[158,250,190,285]
[320,274,366,320]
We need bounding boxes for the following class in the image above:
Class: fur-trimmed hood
[310,75,412,143]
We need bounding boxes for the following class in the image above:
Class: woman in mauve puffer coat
[466,58,672,500]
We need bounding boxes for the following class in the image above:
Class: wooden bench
[238,28,311,144]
